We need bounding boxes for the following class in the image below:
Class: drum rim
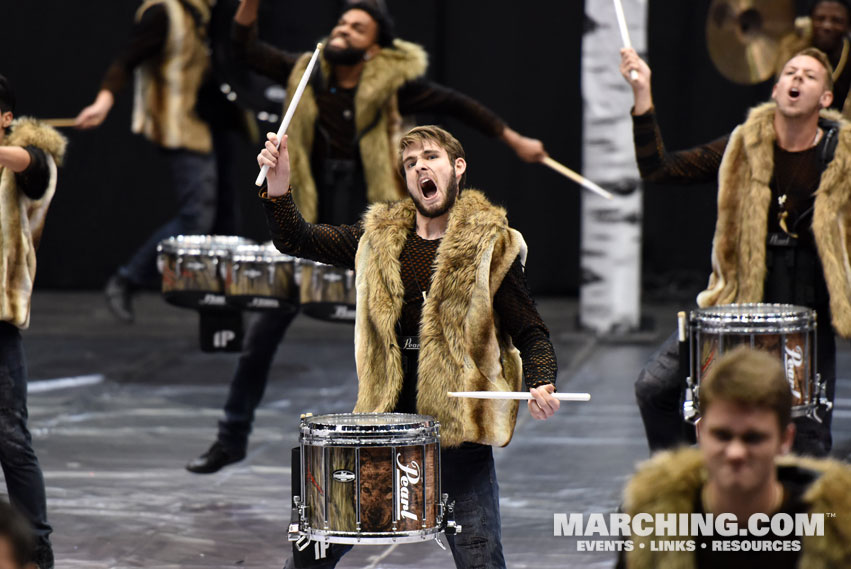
[302,412,437,430]
[302,526,442,545]
[157,235,255,255]
[691,303,814,322]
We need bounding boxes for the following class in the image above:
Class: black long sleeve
[101,5,169,94]
[632,109,728,185]
[16,147,50,201]
[397,79,507,138]
[231,21,299,86]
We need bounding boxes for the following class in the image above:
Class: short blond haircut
[699,346,793,429]
[398,125,466,187]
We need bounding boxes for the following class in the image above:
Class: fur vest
[696,102,851,337]
[622,448,851,569]
[132,0,213,153]
[352,190,526,448]
[776,17,851,121]
[0,119,67,329]
[286,40,428,223]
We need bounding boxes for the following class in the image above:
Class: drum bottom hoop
[225,294,298,313]
[163,290,228,310]
[303,527,442,545]
[302,302,356,323]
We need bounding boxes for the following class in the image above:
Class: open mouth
[789,87,801,100]
[419,177,437,199]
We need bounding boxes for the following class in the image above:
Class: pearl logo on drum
[784,345,804,399]
[396,454,421,522]
[332,470,355,483]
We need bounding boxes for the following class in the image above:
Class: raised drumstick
[613,0,639,80]
[448,391,591,402]
[42,118,77,128]
[542,157,614,200]
[255,43,322,187]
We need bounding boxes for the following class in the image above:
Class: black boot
[104,273,135,323]
[186,441,246,474]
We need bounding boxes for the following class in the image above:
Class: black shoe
[105,273,135,323]
[34,541,54,569]
[186,442,246,474]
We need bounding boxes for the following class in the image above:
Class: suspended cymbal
[706,0,795,84]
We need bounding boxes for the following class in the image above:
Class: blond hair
[785,47,835,90]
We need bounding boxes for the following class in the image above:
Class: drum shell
[299,413,442,544]
[689,303,817,416]
[298,260,357,323]
[157,235,253,310]
[224,246,298,312]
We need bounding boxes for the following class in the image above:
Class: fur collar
[5,117,67,165]
[623,448,851,569]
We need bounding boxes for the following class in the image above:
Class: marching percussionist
[620,47,851,457]
[258,124,560,569]
[616,347,851,569]
[0,74,67,569]
[776,0,851,119]
[186,0,549,476]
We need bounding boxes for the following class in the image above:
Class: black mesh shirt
[264,191,558,408]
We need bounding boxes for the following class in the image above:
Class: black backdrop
[0,0,814,296]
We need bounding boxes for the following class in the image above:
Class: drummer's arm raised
[233,0,298,85]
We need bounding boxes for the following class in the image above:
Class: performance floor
[13,292,851,568]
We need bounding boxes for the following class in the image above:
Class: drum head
[305,413,434,431]
[691,303,815,332]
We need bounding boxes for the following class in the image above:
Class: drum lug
[683,376,699,425]
[438,493,461,536]
[812,373,833,424]
[288,496,307,542]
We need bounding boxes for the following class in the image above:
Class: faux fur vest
[776,17,851,121]
[696,102,851,337]
[622,448,851,569]
[0,119,67,329]
[132,0,213,153]
[352,190,527,448]
[286,40,428,223]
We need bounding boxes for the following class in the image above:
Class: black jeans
[0,323,52,563]
[286,443,506,569]
[635,327,836,456]
[217,310,299,452]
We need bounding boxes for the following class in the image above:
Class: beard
[324,43,367,65]
[410,175,459,219]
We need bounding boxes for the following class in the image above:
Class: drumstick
[255,43,322,187]
[542,157,613,200]
[42,118,77,128]
[613,0,639,80]
[448,391,591,402]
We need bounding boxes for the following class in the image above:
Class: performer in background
[617,347,851,569]
[0,500,40,569]
[75,0,248,322]
[777,0,851,118]
[257,124,560,569]
[187,0,550,474]
[0,74,67,569]
[621,47,851,457]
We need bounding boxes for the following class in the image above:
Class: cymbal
[706,0,795,84]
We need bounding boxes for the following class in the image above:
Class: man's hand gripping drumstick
[528,384,560,420]
[619,47,653,115]
[258,132,291,197]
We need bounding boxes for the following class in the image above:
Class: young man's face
[698,399,794,497]
[812,1,850,53]
[0,536,30,569]
[772,55,834,117]
[401,140,466,218]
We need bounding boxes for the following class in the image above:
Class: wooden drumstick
[255,43,322,187]
[542,157,613,200]
[41,118,77,128]
[613,0,639,80]
[448,391,591,402]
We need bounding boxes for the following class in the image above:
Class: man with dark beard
[777,0,851,118]
[186,0,550,476]
[257,125,560,569]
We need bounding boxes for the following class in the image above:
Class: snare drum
[685,303,829,422]
[157,235,253,309]
[292,413,458,545]
[298,260,356,323]
[224,243,298,312]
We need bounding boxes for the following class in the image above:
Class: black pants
[635,326,836,457]
[0,323,52,563]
